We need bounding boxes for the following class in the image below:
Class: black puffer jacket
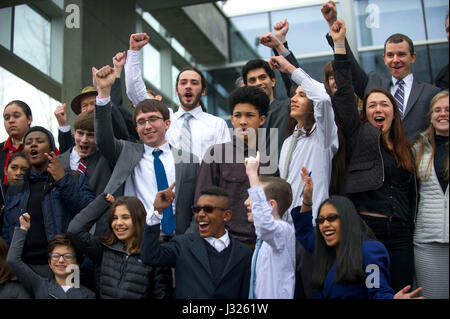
[67,194,172,299]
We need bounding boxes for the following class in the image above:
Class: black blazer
[141,224,252,299]
[325,34,441,143]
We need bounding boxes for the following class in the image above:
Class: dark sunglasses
[315,214,339,225]
[192,205,228,214]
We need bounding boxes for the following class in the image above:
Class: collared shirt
[124,50,231,160]
[2,137,23,184]
[278,67,339,224]
[146,210,230,253]
[390,73,413,114]
[248,186,296,299]
[167,106,231,161]
[125,142,176,229]
[69,148,82,171]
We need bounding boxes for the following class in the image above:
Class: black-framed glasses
[136,116,164,127]
[192,205,228,214]
[315,214,339,225]
[49,253,75,261]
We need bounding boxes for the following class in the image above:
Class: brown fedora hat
[71,86,98,115]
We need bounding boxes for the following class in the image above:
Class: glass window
[230,13,271,58]
[143,44,161,89]
[358,44,439,84]
[0,66,60,146]
[142,11,160,32]
[424,0,449,40]
[354,0,426,48]
[427,42,449,83]
[51,0,64,10]
[270,4,339,55]
[172,65,180,103]
[13,5,51,75]
[0,8,12,50]
[171,38,186,57]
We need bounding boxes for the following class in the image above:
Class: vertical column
[340,0,360,62]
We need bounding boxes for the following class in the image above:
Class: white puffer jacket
[413,139,449,244]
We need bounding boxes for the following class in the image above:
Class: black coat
[67,194,172,299]
[141,224,252,299]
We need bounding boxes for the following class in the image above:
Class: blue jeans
[360,215,414,292]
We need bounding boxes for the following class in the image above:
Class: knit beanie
[23,126,56,152]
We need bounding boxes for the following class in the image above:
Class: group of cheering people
[0,1,448,300]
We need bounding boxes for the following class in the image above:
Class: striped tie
[179,112,193,153]
[77,158,87,174]
[394,80,405,118]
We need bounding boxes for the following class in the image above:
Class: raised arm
[329,20,362,141]
[269,55,338,150]
[54,103,74,153]
[322,1,368,99]
[6,214,45,294]
[290,167,316,253]
[94,65,124,166]
[124,33,151,106]
[245,152,291,251]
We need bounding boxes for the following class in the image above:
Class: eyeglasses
[136,117,164,127]
[49,253,75,261]
[192,205,228,214]
[315,214,339,225]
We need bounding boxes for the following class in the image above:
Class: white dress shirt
[248,186,296,299]
[390,73,413,114]
[69,148,82,171]
[124,142,176,229]
[278,67,339,224]
[124,50,231,160]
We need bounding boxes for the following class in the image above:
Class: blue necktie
[248,238,263,299]
[153,149,175,235]
[393,79,405,118]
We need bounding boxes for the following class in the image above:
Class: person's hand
[19,212,31,232]
[273,19,289,44]
[113,51,126,78]
[244,151,260,178]
[330,19,346,44]
[105,193,115,204]
[129,33,149,51]
[394,285,424,299]
[54,103,67,127]
[154,182,176,214]
[46,152,65,182]
[269,55,296,74]
[259,32,284,52]
[93,65,116,98]
[301,166,313,206]
[321,1,338,27]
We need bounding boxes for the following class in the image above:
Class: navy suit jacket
[141,224,252,299]
[326,34,441,143]
[291,208,396,299]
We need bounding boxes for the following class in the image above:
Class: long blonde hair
[414,90,449,180]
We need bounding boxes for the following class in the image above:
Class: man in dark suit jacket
[322,0,441,143]
[141,185,252,299]
[94,65,199,236]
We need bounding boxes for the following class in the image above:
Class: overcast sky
[218,0,327,16]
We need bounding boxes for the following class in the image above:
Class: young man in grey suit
[93,65,199,237]
[322,0,441,143]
